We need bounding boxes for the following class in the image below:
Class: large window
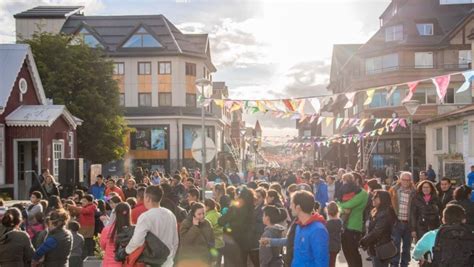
[444,88,455,104]
[159,93,172,106]
[52,140,64,178]
[385,25,403,42]
[130,127,168,150]
[448,125,463,153]
[123,27,162,48]
[185,63,196,76]
[158,62,171,74]
[369,90,387,108]
[113,63,124,75]
[366,53,399,74]
[138,93,151,106]
[138,62,151,75]
[415,52,434,68]
[435,128,442,150]
[186,93,196,107]
[416,23,434,36]
[459,50,472,69]
[76,28,102,47]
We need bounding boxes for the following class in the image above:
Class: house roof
[328,44,362,84]
[6,105,79,129]
[14,6,84,18]
[420,104,474,125]
[60,14,215,70]
[0,44,47,112]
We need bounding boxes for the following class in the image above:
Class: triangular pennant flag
[283,99,295,111]
[378,128,384,135]
[317,116,324,125]
[309,115,317,123]
[296,99,306,115]
[214,99,224,108]
[256,100,266,112]
[432,75,451,103]
[360,119,368,128]
[344,92,357,109]
[374,118,382,127]
[299,114,307,123]
[364,89,376,106]
[335,118,343,129]
[386,86,397,101]
[456,70,474,93]
[325,117,334,127]
[309,98,321,114]
[230,101,242,112]
[399,118,407,128]
[356,124,364,133]
[402,81,420,102]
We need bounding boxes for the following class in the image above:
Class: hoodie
[0,228,35,267]
[292,213,329,267]
[260,224,285,267]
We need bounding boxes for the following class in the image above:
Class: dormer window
[416,23,434,36]
[76,28,102,47]
[123,27,162,48]
[385,25,403,42]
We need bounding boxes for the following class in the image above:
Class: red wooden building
[0,44,81,199]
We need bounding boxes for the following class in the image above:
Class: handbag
[138,232,170,266]
[375,240,397,260]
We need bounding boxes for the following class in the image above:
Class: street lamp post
[195,78,211,200]
[403,100,421,175]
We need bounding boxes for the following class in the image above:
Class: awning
[6,105,80,129]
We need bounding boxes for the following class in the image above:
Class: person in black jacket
[410,180,440,241]
[438,177,454,213]
[448,185,474,231]
[360,190,397,267]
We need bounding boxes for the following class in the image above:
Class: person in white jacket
[125,185,179,267]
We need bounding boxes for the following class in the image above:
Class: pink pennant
[399,118,407,128]
[402,81,420,102]
[432,75,451,103]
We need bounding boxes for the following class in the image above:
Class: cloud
[0,0,104,43]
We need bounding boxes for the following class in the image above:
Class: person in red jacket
[67,194,96,258]
[105,179,125,201]
[131,187,147,224]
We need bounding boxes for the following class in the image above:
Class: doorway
[14,140,40,199]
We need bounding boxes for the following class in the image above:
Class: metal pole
[410,116,414,175]
[201,85,206,200]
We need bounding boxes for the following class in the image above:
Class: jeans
[372,256,390,267]
[390,221,412,267]
[341,229,363,267]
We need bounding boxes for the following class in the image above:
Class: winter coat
[131,201,147,225]
[178,216,215,263]
[43,182,60,198]
[410,193,441,238]
[124,187,137,199]
[326,218,343,253]
[360,208,396,256]
[33,227,73,267]
[439,187,454,213]
[388,183,416,226]
[89,183,106,200]
[259,224,285,267]
[292,214,328,267]
[69,203,96,238]
[448,199,474,231]
[0,228,35,267]
[105,186,126,201]
[205,209,224,249]
[338,189,369,232]
[99,223,124,267]
[314,181,329,209]
[251,203,265,249]
[218,203,255,252]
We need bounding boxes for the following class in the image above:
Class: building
[327,0,474,176]
[0,44,80,199]
[15,6,228,173]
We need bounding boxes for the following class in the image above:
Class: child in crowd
[326,201,343,267]
[68,221,84,267]
[260,205,286,267]
[26,212,46,244]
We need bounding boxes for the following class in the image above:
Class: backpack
[114,225,135,262]
[432,224,474,267]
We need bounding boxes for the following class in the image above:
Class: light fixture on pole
[403,100,420,175]
[195,77,211,200]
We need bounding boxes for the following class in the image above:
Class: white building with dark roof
[15,6,226,174]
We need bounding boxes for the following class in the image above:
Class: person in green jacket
[337,172,369,267]
[205,199,224,267]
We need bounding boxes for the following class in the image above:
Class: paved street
[336,249,418,267]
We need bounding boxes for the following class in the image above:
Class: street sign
[192,137,217,164]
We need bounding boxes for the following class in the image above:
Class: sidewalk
[336,249,418,267]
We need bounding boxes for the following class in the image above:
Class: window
[416,23,434,36]
[119,93,125,106]
[113,63,124,75]
[303,130,311,137]
[186,93,196,107]
[415,52,434,68]
[459,50,472,68]
[159,93,172,106]
[76,28,102,47]
[138,93,151,106]
[130,127,168,150]
[448,125,457,153]
[158,62,171,74]
[123,27,162,48]
[52,140,64,177]
[440,0,473,4]
[444,88,455,104]
[138,62,151,75]
[435,128,442,150]
[185,63,196,76]
[385,25,403,42]
[427,89,437,104]
[365,53,399,74]
[389,89,402,106]
[412,89,427,104]
[369,90,387,108]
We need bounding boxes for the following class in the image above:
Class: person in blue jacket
[88,175,106,200]
[312,172,329,212]
[467,165,474,202]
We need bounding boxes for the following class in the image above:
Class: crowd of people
[0,165,473,267]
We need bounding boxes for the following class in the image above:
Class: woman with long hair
[360,190,397,267]
[42,175,60,198]
[32,209,73,267]
[100,202,133,267]
[0,208,35,267]
[410,180,440,241]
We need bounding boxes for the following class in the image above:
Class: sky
[0,0,390,137]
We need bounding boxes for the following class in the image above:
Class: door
[15,140,39,199]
